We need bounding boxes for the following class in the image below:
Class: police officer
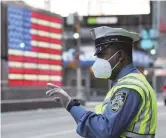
[46,26,157,138]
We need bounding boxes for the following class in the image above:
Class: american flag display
[8,5,63,86]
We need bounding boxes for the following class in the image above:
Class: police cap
[90,26,140,55]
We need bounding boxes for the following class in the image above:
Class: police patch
[110,92,127,112]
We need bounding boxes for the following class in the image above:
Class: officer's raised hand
[46,83,72,108]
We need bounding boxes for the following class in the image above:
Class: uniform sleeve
[70,88,142,138]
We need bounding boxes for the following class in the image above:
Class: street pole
[73,13,86,103]
[152,1,160,94]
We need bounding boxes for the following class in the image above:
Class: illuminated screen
[140,29,158,49]
[8,5,63,86]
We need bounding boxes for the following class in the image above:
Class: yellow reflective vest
[95,73,157,138]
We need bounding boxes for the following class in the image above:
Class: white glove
[46,83,72,108]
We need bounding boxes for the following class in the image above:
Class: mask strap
[109,50,122,71]
[112,60,121,71]
[108,50,121,61]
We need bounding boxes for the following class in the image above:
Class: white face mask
[91,51,121,79]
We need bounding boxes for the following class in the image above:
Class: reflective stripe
[126,77,150,133]
[124,132,155,138]
[95,73,157,136]
[133,105,147,132]
[116,80,148,132]
[103,77,148,107]
[110,76,148,99]
[102,78,148,127]
[145,109,152,133]
[112,76,150,133]
[114,80,148,100]
[124,76,152,134]
[102,81,147,117]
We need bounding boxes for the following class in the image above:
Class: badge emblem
[110,92,127,112]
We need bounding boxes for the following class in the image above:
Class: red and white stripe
[8,12,63,86]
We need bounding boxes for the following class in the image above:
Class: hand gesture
[46,83,72,108]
